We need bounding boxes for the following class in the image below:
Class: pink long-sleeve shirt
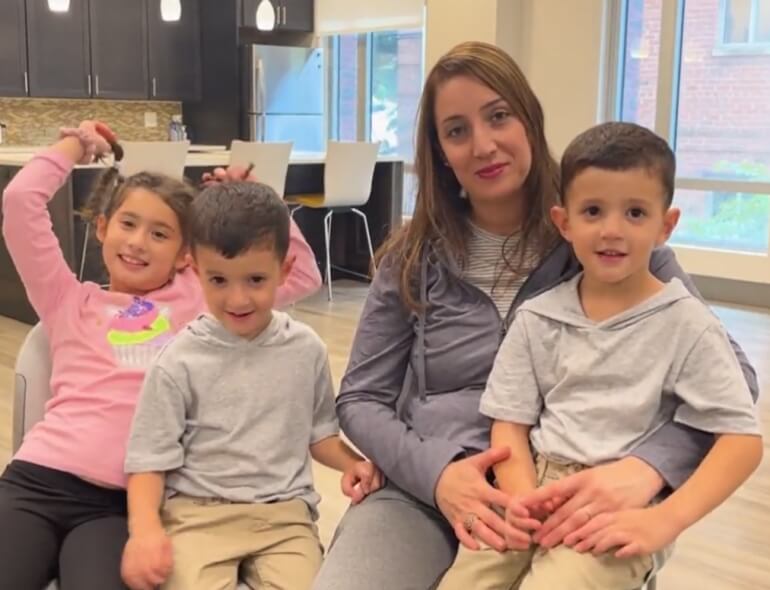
[2,150,321,488]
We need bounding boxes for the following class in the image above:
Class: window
[721,0,770,46]
[328,29,423,215]
[610,0,770,281]
[369,30,423,162]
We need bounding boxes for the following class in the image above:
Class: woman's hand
[519,457,665,549]
[434,447,518,552]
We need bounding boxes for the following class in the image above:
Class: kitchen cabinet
[280,0,313,32]
[147,0,202,101]
[0,0,29,96]
[88,0,149,99]
[12,0,200,101]
[25,0,91,98]
[242,0,314,32]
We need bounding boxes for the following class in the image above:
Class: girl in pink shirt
[0,121,321,590]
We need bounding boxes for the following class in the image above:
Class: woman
[311,42,758,590]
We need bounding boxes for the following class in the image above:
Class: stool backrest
[229,141,293,198]
[323,141,380,208]
[119,141,190,179]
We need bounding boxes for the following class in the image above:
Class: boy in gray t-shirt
[438,122,762,590]
[121,181,382,590]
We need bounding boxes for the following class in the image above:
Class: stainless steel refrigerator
[245,44,325,152]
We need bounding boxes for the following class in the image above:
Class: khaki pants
[437,457,653,590]
[160,496,323,590]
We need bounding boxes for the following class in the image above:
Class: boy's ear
[550,205,572,242]
[95,214,108,243]
[175,249,193,273]
[658,207,681,245]
[279,254,295,286]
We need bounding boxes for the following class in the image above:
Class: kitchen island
[0,148,403,324]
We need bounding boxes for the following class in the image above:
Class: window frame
[715,0,770,55]
[327,33,369,142]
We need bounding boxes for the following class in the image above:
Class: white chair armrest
[12,374,27,454]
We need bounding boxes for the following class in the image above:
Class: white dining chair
[287,141,380,301]
[229,140,293,198]
[118,140,190,179]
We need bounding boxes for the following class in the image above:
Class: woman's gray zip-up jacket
[336,241,759,508]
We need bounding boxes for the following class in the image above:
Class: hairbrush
[94,122,124,163]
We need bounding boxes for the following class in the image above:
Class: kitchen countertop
[0,147,403,168]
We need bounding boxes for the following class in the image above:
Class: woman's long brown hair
[378,41,561,311]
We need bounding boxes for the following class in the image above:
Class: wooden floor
[0,280,768,589]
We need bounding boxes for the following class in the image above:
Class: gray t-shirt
[124,311,339,517]
[480,274,760,466]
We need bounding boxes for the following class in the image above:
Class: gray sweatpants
[312,484,458,590]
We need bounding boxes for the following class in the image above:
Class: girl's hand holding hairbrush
[94,121,124,161]
[201,163,257,187]
[58,120,116,164]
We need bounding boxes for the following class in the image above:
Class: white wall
[424,0,500,71]
[316,0,423,34]
[521,0,606,156]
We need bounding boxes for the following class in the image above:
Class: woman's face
[434,75,532,206]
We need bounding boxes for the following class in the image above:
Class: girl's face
[96,188,186,295]
[434,75,533,208]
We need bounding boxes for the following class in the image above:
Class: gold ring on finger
[463,512,478,533]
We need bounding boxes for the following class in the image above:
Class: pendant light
[160,0,182,22]
[47,0,70,12]
[256,0,276,31]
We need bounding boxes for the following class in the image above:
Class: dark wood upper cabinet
[13,0,201,101]
[147,0,202,101]
[0,0,29,97]
[280,0,313,32]
[89,0,149,99]
[241,0,259,27]
[242,0,314,32]
[25,0,91,98]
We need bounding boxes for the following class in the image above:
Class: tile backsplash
[0,98,181,145]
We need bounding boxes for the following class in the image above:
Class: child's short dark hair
[81,167,197,244]
[560,121,676,207]
[190,181,290,260]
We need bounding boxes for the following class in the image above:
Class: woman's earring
[459,187,468,199]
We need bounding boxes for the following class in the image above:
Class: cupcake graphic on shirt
[107,297,173,368]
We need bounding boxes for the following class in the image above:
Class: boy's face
[193,243,293,340]
[551,167,680,288]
